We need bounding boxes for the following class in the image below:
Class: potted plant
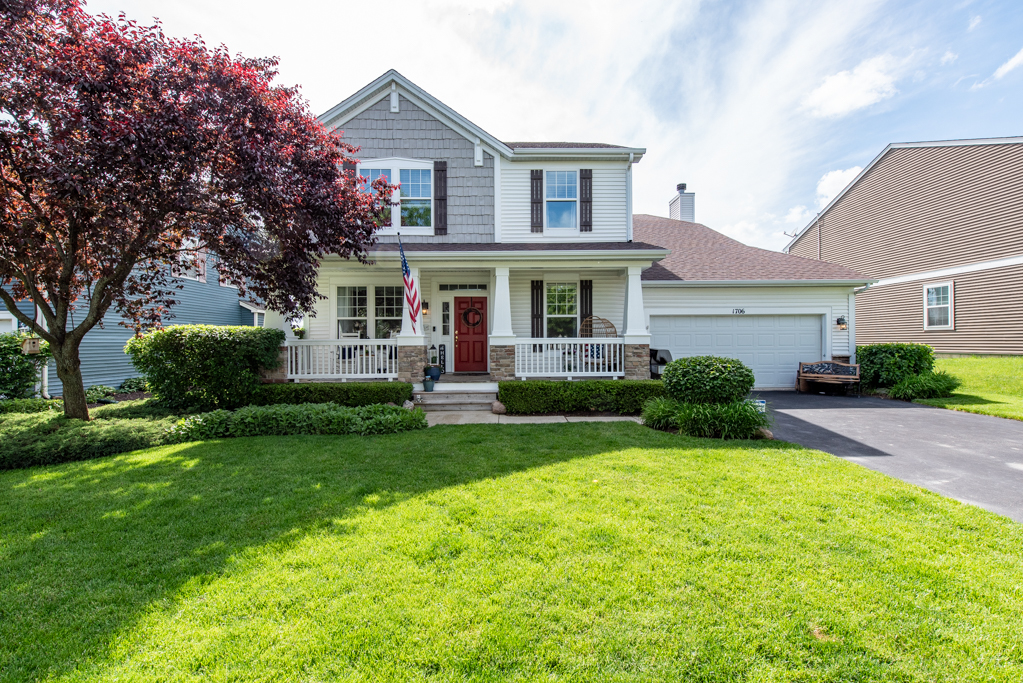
[425,358,441,381]
[422,373,435,392]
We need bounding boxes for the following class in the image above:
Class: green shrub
[125,325,286,411]
[642,396,769,439]
[0,331,52,399]
[85,385,117,403]
[497,380,664,415]
[249,382,412,408]
[889,371,962,401]
[0,397,63,414]
[857,343,934,388]
[661,356,755,404]
[118,377,149,393]
[0,401,178,469]
[166,403,427,443]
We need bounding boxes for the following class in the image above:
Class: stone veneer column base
[623,344,650,380]
[489,345,516,381]
[397,345,428,384]
[260,346,290,383]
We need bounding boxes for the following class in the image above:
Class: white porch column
[397,265,425,345]
[623,265,650,343]
[490,266,516,344]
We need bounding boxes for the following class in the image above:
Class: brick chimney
[668,183,695,222]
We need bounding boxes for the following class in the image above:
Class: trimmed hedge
[249,382,412,408]
[642,396,770,439]
[661,356,755,404]
[0,398,63,414]
[126,325,286,411]
[166,403,427,442]
[857,343,934,388]
[497,380,664,415]
[889,371,961,401]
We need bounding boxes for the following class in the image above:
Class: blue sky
[91,0,1023,250]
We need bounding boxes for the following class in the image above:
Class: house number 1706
[732,308,746,314]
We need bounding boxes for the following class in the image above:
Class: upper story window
[176,238,205,282]
[546,171,577,229]
[358,158,433,235]
[923,282,954,330]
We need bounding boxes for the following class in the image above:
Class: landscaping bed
[1,422,1021,681]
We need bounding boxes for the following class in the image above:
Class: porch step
[413,390,498,412]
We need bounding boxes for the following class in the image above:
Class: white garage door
[0,318,14,334]
[650,315,823,389]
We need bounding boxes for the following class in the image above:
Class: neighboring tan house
[264,70,870,391]
[785,136,1023,355]
[1,257,265,394]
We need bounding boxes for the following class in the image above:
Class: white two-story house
[265,70,871,389]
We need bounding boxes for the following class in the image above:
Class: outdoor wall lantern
[836,316,848,330]
[422,301,430,316]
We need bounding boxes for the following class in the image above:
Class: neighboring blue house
[1,258,263,395]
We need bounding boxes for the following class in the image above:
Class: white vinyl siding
[642,285,854,359]
[500,159,628,242]
[509,270,625,337]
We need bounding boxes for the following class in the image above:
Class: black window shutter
[580,169,592,232]
[531,280,544,338]
[530,170,543,232]
[580,280,593,337]
[434,161,447,236]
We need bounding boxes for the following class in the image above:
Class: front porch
[266,244,665,383]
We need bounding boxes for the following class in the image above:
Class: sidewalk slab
[565,415,642,423]
[426,411,498,426]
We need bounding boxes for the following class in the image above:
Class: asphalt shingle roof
[633,214,870,282]
[503,142,627,149]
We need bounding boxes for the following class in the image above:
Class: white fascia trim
[368,248,669,262]
[870,253,1023,288]
[239,301,265,313]
[642,279,874,287]
[508,147,646,163]
[319,70,513,157]
[783,134,1023,253]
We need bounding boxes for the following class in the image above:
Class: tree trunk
[51,341,90,421]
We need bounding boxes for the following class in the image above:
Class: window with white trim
[546,282,578,337]
[176,238,205,282]
[923,281,953,330]
[546,171,577,229]
[337,286,368,338]
[374,286,403,339]
[357,158,432,235]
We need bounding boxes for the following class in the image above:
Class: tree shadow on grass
[0,421,721,681]
[917,393,1006,407]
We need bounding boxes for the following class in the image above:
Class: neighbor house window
[337,286,368,338]
[923,282,954,330]
[546,282,578,337]
[399,168,431,227]
[176,238,206,282]
[374,286,403,339]
[546,171,577,229]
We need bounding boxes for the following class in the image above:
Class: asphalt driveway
[763,391,1023,523]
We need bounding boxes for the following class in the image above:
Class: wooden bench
[796,360,861,395]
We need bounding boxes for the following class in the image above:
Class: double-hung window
[546,282,578,337]
[546,171,577,229]
[374,286,403,339]
[357,158,433,235]
[337,286,368,338]
[923,282,954,330]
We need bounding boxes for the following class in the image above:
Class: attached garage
[650,314,823,389]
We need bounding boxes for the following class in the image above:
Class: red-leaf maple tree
[0,0,390,419]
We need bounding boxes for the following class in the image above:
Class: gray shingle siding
[338,96,495,244]
[2,264,253,395]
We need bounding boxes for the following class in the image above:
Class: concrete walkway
[763,391,1023,523]
[427,412,642,426]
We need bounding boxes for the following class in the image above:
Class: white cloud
[802,55,899,118]
[816,167,862,208]
[784,205,814,224]
[993,46,1023,79]
[941,50,958,65]
[968,15,981,31]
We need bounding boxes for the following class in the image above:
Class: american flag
[398,235,420,335]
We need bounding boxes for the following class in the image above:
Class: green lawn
[916,356,1023,421]
[2,424,1022,682]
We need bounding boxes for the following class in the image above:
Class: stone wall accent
[260,346,290,383]
[398,345,428,383]
[624,344,650,380]
[332,96,495,244]
[489,345,516,381]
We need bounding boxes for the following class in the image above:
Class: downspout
[626,153,634,242]
[35,304,50,399]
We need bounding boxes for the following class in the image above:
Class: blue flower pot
[423,378,435,392]
[427,366,441,381]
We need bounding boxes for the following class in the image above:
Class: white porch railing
[514,338,625,378]
[286,339,398,380]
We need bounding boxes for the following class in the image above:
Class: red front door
[454,296,488,372]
